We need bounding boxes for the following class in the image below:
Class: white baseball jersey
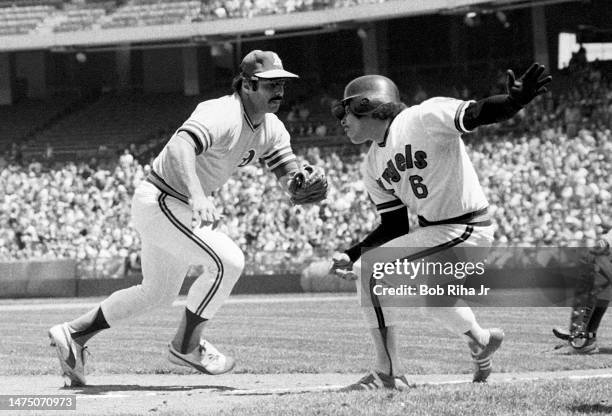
[150,93,296,201]
[363,97,489,225]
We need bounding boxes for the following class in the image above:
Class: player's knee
[216,238,245,276]
[224,247,245,278]
[201,231,245,276]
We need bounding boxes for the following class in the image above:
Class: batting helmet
[332,75,401,119]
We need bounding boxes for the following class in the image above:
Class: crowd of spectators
[0,0,390,37]
[1,59,611,275]
[0,156,143,276]
[197,0,385,21]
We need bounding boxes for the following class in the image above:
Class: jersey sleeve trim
[375,199,404,214]
[454,100,475,134]
[263,146,297,171]
[178,130,204,155]
[177,119,212,153]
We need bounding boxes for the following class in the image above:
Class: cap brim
[254,69,299,79]
[341,94,360,104]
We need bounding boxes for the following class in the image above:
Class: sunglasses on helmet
[331,97,381,120]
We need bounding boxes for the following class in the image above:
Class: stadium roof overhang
[0,0,579,53]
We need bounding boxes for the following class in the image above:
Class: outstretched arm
[463,63,552,130]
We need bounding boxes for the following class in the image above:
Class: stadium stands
[0,4,56,35]
[0,0,391,35]
[22,92,203,160]
[1,59,610,276]
[52,4,109,32]
[99,0,200,28]
[0,92,81,149]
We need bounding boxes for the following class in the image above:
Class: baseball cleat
[553,338,599,355]
[570,337,599,354]
[167,340,235,375]
[340,371,405,391]
[552,327,572,341]
[470,328,504,383]
[48,323,88,387]
[393,374,416,390]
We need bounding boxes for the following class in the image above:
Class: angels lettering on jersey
[375,144,428,198]
[363,97,488,222]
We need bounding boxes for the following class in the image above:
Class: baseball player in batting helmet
[330,65,551,390]
[48,50,327,386]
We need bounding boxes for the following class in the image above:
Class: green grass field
[1,294,612,415]
[221,380,612,416]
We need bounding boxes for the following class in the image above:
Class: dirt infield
[3,296,612,414]
[4,369,612,415]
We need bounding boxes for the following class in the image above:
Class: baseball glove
[287,164,328,205]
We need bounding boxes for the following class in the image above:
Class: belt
[418,207,492,227]
[145,171,189,204]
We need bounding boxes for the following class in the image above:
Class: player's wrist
[187,184,207,199]
[506,94,525,109]
[344,246,361,263]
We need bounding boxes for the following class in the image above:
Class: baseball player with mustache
[48,50,328,386]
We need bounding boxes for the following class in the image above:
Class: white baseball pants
[100,181,244,326]
[354,223,495,334]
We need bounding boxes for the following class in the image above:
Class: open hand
[506,63,552,106]
[189,194,221,229]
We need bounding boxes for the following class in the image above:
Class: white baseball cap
[240,50,299,80]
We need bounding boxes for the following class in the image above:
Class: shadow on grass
[61,384,236,394]
[223,386,345,397]
[547,346,612,355]
[569,401,612,414]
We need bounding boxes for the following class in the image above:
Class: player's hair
[370,102,407,120]
[231,75,242,92]
[232,75,258,92]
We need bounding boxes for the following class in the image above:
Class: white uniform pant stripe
[399,225,474,263]
[158,193,224,316]
[101,181,244,326]
[355,224,493,329]
[365,225,474,328]
[368,275,386,329]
